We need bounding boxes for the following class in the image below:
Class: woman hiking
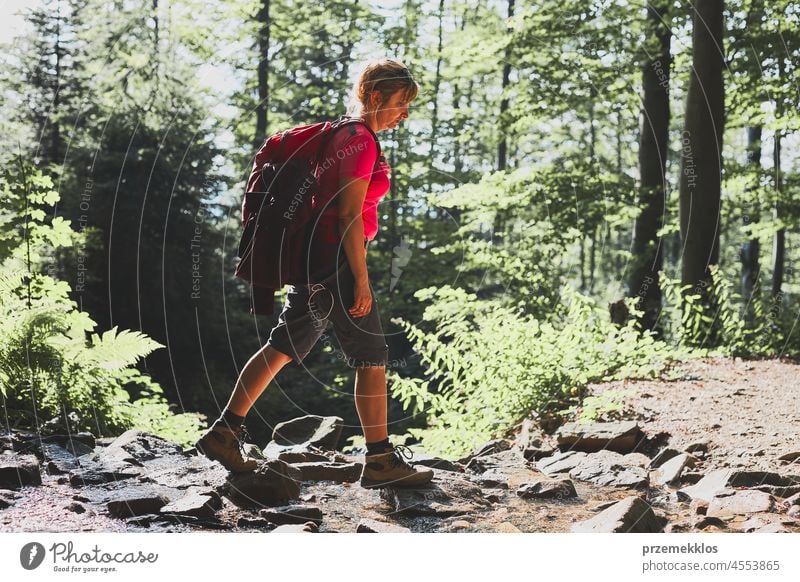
[195,58,433,490]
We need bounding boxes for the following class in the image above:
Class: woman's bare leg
[223,345,294,416]
[353,365,389,443]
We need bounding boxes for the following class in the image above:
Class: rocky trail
[1,356,799,534]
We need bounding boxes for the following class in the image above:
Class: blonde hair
[344,58,419,116]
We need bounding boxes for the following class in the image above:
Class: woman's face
[371,89,412,131]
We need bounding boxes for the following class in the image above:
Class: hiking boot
[359,443,434,489]
[194,423,258,473]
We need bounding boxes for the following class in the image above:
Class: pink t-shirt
[314,123,391,243]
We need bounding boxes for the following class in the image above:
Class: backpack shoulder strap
[334,116,383,167]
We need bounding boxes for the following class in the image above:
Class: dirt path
[588,355,800,474]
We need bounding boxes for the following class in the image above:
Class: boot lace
[388,444,415,470]
[232,424,252,456]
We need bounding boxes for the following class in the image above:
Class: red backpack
[235,115,381,315]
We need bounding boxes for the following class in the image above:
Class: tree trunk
[629,0,671,332]
[679,0,724,296]
[496,0,514,172]
[255,0,270,147]
[740,125,761,311]
[771,51,785,298]
[771,129,784,297]
[428,0,444,172]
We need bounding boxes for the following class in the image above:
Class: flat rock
[0,489,22,509]
[99,430,183,465]
[356,518,411,533]
[755,523,789,533]
[260,504,323,525]
[473,469,509,489]
[68,456,142,487]
[160,489,222,519]
[409,453,462,473]
[571,496,665,533]
[750,484,800,498]
[291,462,362,483]
[0,454,42,489]
[679,469,798,503]
[464,448,526,474]
[41,443,82,475]
[537,451,588,476]
[380,471,488,517]
[568,450,649,489]
[556,421,645,454]
[107,493,170,518]
[457,439,512,464]
[648,448,682,469]
[517,478,577,500]
[706,489,776,517]
[651,453,698,487]
[778,451,800,464]
[271,415,343,451]
[225,459,301,507]
[277,451,331,464]
[522,447,557,461]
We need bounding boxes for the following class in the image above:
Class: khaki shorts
[266,240,389,368]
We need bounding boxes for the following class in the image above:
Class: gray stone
[706,489,776,517]
[568,450,649,489]
[0,489,22,509]
[784,492,800,506]
[160,490,222,519]
[517,478,577,500]
[556,421,645,454]
[474,469,508,489]
[648,447,682,469]
[380,472,488,517]
[356,518,411,533]
[778,451,800,463]
[41,443,81,475]
[408,453,462,473]
[107,494,170,518]
[65,502,88,514]
[679,469,798,503]
[99,430,183,465]
[291,462,362,483]
[571,496,665,533]
[271,415,343,451]
[457,439,512,464]
[68,456,142,486]
[684,440,711,454]
[0,454,42,489]
[464,448,527,474]
[260,504,323,525]
[522,447,557,462]
[225,459,301,507]
[750,484,800,498]
[651,453,698,487]
[537,451,588,476]
[277,451,331,464]
[754,522,789,533]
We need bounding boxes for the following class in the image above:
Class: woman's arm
[337,175,372,316]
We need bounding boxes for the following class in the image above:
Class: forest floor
[1,355,798,533]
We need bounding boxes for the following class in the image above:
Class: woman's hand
[349,278,373,317]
